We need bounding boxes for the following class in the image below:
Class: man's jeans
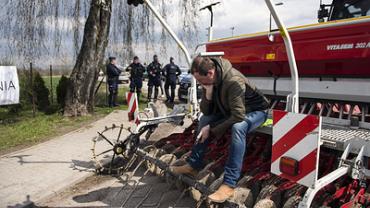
[186,111,267,187]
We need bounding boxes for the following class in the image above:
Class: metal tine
[109,153,116,175]
[173,187,192,208]
[141,184,173,207]
[120,180,139,208]
[195,195,207,208]
[300,101,308,114]
[120,167,152,208]
[124,154,139,172]
[308,102,315,115]
[339,104,344,119]
[270,100,279,110]
[362,105,366,122]
[348,104,354,120]
[326,103,333,117]
[134,187,153,208]
[319,102,325,116]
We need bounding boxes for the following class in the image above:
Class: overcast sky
[196,0,324,41]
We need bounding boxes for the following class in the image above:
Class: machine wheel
[92,124,129,175]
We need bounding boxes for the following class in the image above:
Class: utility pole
[230,27,235,37]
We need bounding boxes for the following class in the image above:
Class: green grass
[0,79,149,154]
[0,107,115,154]
[42,75,61,103]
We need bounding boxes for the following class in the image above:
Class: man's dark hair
[190,56,216,76]
[133,56,139,60]
[109,56,116,61]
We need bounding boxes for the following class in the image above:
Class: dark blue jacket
[163,63,181,82]
[147,61,162,81]
[106,63,121,78]
[127,63,145,80]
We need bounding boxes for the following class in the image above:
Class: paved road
[0,110,132,208]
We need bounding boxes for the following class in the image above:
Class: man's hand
[197,125,210,143]
[202,85,213,100]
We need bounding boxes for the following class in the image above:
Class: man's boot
[169,163,198,177]
[208,184,235,203]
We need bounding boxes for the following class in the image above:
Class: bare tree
[63,0,112,116]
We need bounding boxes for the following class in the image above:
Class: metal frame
[298,143,370,208]
[248,77,370,103]
[265,0,299,113]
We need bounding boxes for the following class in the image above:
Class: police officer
[106,56,122,107]
[163,57,181,103]
[127,56,145,102]
[147,55,162,102]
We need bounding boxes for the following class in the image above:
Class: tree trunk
[64,0,112,116]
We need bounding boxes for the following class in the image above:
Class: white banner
[0,66,20,105]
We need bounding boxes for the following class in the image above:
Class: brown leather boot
[169,163,198,177]
[208,184,235,203]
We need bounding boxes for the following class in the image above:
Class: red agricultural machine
[92,0,370,207]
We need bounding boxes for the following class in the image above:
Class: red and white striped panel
[271,110,321,188]
[126,92,140,125]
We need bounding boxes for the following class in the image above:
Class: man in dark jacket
[106,56,121,107]
[170,56,270,203]
[127,56,145,102]
[147,55,162,102]
[162,57,181,103]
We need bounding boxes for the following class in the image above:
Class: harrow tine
[124,154,138,172]
[196,195,207,208]
[120,180,139,208]
[117,125,124,143]
[134,187,153,208]
[109,153,116,174]
[142,183,173,207]
[96,149,113,157]
[97,131,114,146]
[173,187,191,208]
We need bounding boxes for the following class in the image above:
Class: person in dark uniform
[147,55,162,102]
[106,56,121,107]
[162,57,181,103]
[127,56,145,102]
